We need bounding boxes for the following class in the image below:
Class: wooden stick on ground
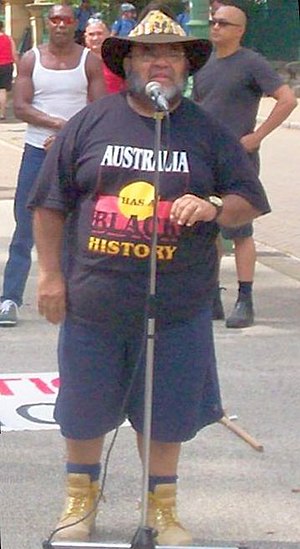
[219,415,264,452]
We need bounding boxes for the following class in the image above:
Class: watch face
[209,196,223,208]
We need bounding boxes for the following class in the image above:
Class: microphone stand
[130,107,165,549]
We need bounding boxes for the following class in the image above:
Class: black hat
[102,9,212,78]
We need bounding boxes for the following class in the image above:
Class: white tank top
[26,47,89,148]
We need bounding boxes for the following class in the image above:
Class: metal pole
[139,110,163,531]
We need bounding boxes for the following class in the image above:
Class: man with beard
[29,7,270,545]
[0,4,105,327]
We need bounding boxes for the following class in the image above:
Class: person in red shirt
[0,20,19,119]
[85,17,126,94]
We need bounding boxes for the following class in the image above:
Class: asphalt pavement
[1,96,300,549]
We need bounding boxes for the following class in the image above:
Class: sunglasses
[209,18,241,28]
[48,16,75,26]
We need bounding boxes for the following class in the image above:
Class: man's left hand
[170,194,217,226]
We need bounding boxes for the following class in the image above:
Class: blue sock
[238,281,253,300]
[148,475,178,493]
[66,462,101,482]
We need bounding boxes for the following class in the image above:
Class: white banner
[0,372,60,431]
[0,372,130,432]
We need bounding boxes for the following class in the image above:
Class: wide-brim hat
[102,10,212,78]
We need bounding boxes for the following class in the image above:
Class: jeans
[1,144,46,307]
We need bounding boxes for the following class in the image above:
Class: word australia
[101,145,189,173]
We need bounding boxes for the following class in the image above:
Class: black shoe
[212,286,225,320]
[226,299,254,328]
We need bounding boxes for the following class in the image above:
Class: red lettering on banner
[51,377,60,389]
[0,378,21,395]
[29,378,56,394]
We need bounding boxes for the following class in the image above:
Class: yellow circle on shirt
[118,181,155,220]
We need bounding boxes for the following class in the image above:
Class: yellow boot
[54,473,100,541]
[147,484,193,545]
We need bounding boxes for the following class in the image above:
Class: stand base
[46,543,240,549]
[44,522,241,549]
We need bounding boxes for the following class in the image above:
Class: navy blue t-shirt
[111,17,136,36]
[29,93,270,325]
[176,12,190,35]
[75,6,96,32]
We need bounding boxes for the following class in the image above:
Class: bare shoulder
[18,48,36,75]
[85,49,103,75]
[85,49,101,67]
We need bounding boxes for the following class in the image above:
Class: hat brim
[102,34,212,78]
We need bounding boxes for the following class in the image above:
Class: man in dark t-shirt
[193,4,296,328]
[28,7,270,546]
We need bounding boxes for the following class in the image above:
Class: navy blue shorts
[221,222,253,240]
[55,308,223,442]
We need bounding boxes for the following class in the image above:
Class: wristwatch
[205,195,224,220]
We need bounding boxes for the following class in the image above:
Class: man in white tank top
[0,4,106,327]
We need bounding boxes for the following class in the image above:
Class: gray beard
[125,67,189,102]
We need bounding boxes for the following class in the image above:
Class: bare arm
[13,50,67,130]
[33,207,66,324]
[170,194,262,228]
[216,194,262,227]
[240,84,297,153]
[85,51,107,101]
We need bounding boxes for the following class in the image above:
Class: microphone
[145,81,169,112]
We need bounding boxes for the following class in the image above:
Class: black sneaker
[226,299,254,328]
[0,300,18,327]
[212,286,225,320]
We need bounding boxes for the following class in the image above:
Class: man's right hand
[37,271,66,325]
[240,132,261,153]
[43,135,56,151]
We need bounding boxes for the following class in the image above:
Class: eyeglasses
[48,16,75,26]
[209,18,241,28]
[130,50,186,62]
